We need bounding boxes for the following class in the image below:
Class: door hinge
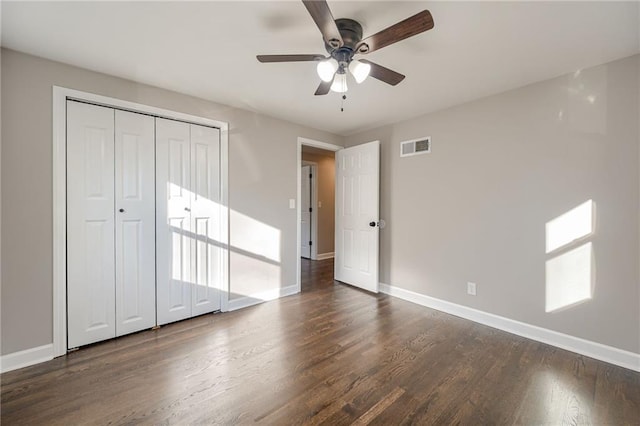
[309,173,312,179]
[309,207,312,212]
[309,241,312,246]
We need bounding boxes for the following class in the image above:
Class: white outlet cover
[289,199,296,209]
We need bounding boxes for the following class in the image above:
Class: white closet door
[67,101,116,348]
[190,124,222,316]
[114,110,156,336]
[156,118,192,325]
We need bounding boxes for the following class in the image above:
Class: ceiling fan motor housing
[325,18,365,67]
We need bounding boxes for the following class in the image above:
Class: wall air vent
[400,137,431,157]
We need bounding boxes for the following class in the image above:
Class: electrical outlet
[467,282,477,296]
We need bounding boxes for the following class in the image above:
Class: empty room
[1,1,639,424]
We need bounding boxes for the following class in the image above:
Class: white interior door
[301,165,312,259]
[67,101,116,348]
[156,118,192,325]
[190,123,222,316]
[114,110,156,336]
[335,141,380,293]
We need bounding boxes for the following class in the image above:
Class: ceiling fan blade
[302,0,344,48]
[359,60,405,86]
[356,10,434,54]
[257,54,326,63]
[314,77,334,95]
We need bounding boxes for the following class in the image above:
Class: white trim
[296,137,342,293]
[52,87,67,357]
[53,86,230,357]
[298,137,343,152]
[317,252,335,260]
[227,285,299,311]
[58,87,225,128]
[380,283,640,372]
[219,121,230,313]
[0,344,54,373]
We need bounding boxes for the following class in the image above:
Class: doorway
[296,138,342,292]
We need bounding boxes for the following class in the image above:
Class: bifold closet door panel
[190,124,222,316]
[156,118,192,325]
[115,110,156,336]
[67,101,116,348]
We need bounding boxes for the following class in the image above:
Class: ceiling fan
[257,0,435,96]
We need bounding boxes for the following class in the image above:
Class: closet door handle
[119,208,125,213]
[184,207,191,212]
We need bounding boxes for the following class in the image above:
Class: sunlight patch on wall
[545,199,595,313]
[163,182,284,300]
[545,242,593,313]
[545,200,593,254]
[231,210,281,263]
[232,251,282,295]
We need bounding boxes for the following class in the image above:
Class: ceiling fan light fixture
[330,72,348,93]
[349,60,371,84]
[317,58,338,82]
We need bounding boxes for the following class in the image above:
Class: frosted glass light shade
[316,59,338,82]
[330,73,348,93]
[348,60,371,83]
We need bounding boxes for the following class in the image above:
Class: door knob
[184,207,191,212]
[119,208,125,213]
[369,221,376,227]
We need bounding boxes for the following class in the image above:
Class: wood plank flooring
[2,258,639,425]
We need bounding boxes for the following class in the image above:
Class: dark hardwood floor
[2,258,639,425]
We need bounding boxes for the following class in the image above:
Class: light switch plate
[467,282,477,296]
[289,199,296,209]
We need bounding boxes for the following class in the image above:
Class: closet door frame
[52,86,229,358]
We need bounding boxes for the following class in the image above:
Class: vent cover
[400,137,431,157]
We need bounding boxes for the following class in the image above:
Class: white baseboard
[380,283,640,372]
[1,344,54,373]
[316,252,335,260]
[228,284,299,311]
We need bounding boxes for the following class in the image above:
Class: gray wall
[3,47,638,357]
[345,55,640,354]
[302,151,335,255]
[0,48,342,355]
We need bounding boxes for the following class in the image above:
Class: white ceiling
[2,1,638,136]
